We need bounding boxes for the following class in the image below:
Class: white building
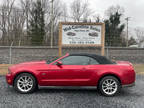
[139,41,144,48]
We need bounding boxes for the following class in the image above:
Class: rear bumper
[6,74,13,85]
[122,82,135,87]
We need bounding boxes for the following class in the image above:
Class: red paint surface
[6,54,135,86]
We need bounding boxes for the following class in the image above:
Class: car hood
[19,60,46,65]
[9,60,47,70]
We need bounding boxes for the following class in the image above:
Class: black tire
[98,76,121,96]
[14,73,37,94]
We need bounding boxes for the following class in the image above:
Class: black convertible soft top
[69,53,114,64]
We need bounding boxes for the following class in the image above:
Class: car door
[44,56,93,86]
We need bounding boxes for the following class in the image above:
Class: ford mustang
[6,53,135,96]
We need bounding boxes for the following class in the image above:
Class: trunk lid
[116,61,133,66]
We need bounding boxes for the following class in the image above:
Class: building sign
[58,22,105,56]
[62,25,102,45]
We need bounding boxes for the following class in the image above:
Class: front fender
[12,70,39,85]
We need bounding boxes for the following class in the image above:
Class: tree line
[0,0,143,46]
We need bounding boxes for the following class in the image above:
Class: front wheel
[98,76,121,96]
[14,73,37,94]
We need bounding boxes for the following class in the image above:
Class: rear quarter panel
[89,64,135,86]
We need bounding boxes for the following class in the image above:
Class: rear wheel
[14,73,37,94]
[98,76,121,96]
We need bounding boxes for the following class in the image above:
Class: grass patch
[134,64,144,74]
[0,64,12,75]
[0,64,144,75]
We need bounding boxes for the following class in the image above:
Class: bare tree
[135,27,144,44]
[93,14,102,23]
[105,5,124,17]
[61,3,68,22]
[0,0,83,46]
[44,0,65,45]
[11,7,26,45]
[20,0,49,45]
[0,0,30,45]
[20,0,31,30]
[19,0,35,45]
[0,0,16,45]
[70,0,92,22]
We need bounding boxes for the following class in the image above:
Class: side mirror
[56,61,62,66]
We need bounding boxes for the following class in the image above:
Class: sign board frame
[58,22,105,56]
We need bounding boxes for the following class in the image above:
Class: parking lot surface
[0,75,144,108]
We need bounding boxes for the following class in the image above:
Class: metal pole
[9,42,13,64]
[106,47,109,58]
[50,0,54,48]
[125,17,131,47]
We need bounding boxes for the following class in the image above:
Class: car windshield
[47,56,59,64]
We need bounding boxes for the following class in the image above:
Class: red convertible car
[6,53,135,96]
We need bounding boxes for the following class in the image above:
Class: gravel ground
[0,75,144,108]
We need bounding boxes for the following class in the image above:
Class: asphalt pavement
[0,75,144,108]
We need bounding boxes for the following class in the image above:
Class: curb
[137,72,144,75]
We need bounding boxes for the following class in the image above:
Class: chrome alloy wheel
[17,76,33,92]
[102,79,118,95]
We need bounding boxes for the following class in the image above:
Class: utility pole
[50,0,54,48]
[125,17,131,47]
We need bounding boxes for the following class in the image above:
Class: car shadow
[5,85,142,98]
[35,86,140,97]
[37,87,98,94]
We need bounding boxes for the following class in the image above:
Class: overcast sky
[63,0,144,29]
[0,0,144,29]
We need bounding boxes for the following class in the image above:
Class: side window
[89,57,99,65]
[60,56,89,65]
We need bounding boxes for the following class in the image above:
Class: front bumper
[6,74,13,85]
[122,82,135,87]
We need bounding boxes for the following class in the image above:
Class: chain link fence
[0,45,144,75]
[0,46,144,64]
